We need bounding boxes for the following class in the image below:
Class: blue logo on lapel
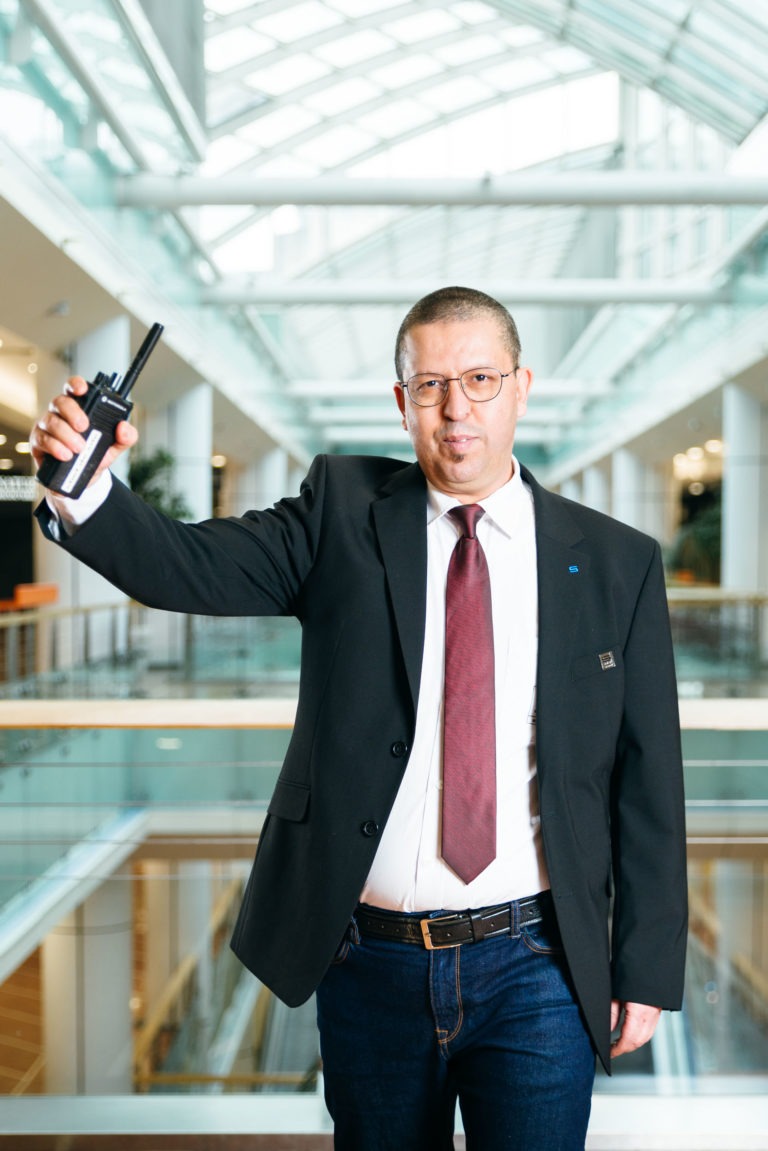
[568,564,579,573]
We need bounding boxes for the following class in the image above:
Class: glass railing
[0,604,302,700]
[668,589,768,698]
[0,698,766,1104]
[2,593,766,704]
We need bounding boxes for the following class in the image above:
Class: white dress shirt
[44,469,113,538]
[361,460,549,912]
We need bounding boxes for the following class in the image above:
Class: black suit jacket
[37,453,687,1069]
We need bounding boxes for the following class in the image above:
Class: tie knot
[448,504,485,539]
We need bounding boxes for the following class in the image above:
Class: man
[32,287,687,1150]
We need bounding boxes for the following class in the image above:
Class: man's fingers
[610,1001,662,1058]
[63,375,89,397]
[30,378,138,478]
[30,410,87,467]
[100,422,138,470]
[610,1000,621,1033]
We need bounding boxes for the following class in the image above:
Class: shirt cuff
[45,469,113,536]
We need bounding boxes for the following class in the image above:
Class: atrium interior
[0,1,767,1146]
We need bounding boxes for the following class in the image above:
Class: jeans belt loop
[469,909,487,942]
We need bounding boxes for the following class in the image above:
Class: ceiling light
[15,442,31,454]
[705,438,723,453]
[27,362,38,374]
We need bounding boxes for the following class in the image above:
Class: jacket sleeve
[609,541,688,1008]
[34,455,331,619]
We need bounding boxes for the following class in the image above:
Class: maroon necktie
[442,504,496,883]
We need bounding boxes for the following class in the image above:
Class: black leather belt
[355,894,547,951]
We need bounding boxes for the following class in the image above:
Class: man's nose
[441,377,471,419]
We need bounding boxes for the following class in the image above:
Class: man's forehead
[403,316,508,358]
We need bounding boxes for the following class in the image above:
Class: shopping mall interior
[0,0,767,1146]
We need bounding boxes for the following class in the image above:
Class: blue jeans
[316,895,595,1150]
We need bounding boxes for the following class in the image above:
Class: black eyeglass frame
[401,366,518,407]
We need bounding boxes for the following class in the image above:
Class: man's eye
[469,373,489,384]
[417,378,443,390]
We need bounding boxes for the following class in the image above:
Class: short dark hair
[394,286,521,380]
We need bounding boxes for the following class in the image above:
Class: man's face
[394,316,532,502]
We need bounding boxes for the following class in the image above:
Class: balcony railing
[1,590,766,701]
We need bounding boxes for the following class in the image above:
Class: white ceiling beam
[202,277,768,307]
[118,172,768,208]
[111,0,208,160]
[20,0,154,170]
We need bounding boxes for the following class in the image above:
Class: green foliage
[668,500,721,584]
[128,448,193,520]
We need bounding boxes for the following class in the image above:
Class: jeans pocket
[520,916,564,956]
[330,920,360,966]
[331,937,351,965]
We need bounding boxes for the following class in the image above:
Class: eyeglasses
[402,367,516,407]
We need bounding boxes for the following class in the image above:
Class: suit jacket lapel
[521,467,589,772]
[372,463,428,712]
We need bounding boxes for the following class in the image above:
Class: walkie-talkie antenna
[117,322,164,398]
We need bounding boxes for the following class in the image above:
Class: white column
[721,384,763,590]
[612,448,644,529]
[42,876,133,1094]
[288,464,306,496]
[230,462,261,512]
[256,447,289,507]
[142,381,213,522]
[173,861,214,1061]
[229,446,290,511]
[612,450,668,541]
[169,383,214,522]
[640,461,667,541]
[142,862,173,1018]
[139,382,213,665]
[582,463,610,514]
[560,476,582,503]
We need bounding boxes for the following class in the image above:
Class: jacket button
[360,820,380,838]
[390,741,409,758]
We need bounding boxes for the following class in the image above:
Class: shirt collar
[426,457,529,538]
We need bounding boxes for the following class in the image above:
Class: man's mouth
[443,433,476,449]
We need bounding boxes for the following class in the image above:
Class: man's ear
[515,367,533,417]
[394,383,407,429]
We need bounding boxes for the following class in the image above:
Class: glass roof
[1,0,767,470]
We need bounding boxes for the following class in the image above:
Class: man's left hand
[610,1000,661,1057]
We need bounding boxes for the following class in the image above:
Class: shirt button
[360,820,380,838]
[390,741,409,758]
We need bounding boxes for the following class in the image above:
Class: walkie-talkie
[37,322,164,499]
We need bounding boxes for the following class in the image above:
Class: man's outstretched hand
[30,376,138,487]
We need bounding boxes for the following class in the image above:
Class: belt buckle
[419,913,462,951]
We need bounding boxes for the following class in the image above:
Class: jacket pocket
[268,777,310,822]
